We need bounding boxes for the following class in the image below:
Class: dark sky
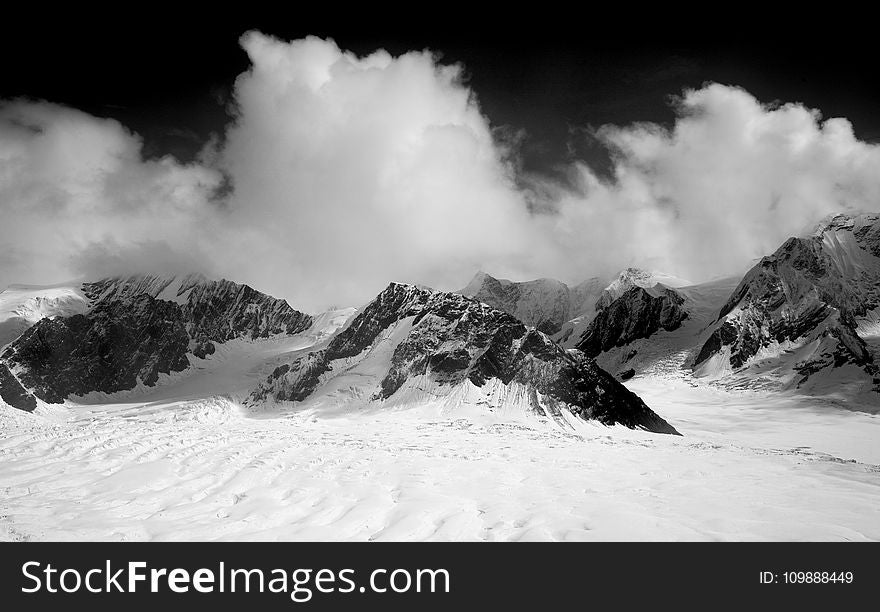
[3,6,878,178]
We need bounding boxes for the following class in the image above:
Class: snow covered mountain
[0,283,89,348]
[576,284,689,358]
[692,213,880,398]
[459,271,606,338]
[83,274,313,357]
[0,274,312,410]
[249,282,681,435]
[594,268,691,311]
[459,267,693,355]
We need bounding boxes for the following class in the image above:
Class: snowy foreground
[1,330,879,541]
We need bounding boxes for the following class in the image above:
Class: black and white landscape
[1,16,879,541]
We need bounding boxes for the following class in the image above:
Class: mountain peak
[596,268,690,312]
[0,273,313,409]
[460,272,584,336]
[694,213,880,393]
[810,212,880,237]
[249,283,680,434]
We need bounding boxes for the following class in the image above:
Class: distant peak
[606,267,690,289]
[616,267,654,281]
[811,212,880,237]
[460,271,504,296]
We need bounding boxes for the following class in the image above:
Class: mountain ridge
[0,274,313,410]
[250,282,681,434]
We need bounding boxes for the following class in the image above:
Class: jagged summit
[809,212,880,238]
[693,213,880,395]
[0,283,89,348]
[250,282,680,434]
[577,285,689,358]
[82,272,210,306]
[595,267,691,311]
[0,273,313,410]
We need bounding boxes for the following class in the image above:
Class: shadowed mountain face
[83,274,312,350]
[459,269,693,354]
[577,286,688,358]
[251,283,681,435]
[2,295,191,404]
[0,362,36,412]
[0,275,312,409]
[693,213,880,391]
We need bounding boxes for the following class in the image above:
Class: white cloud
[3,39,880,313]
[0,100,224,286]
[215,33,547,310]
[547,84,880,281]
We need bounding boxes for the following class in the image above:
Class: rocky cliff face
[250,283,680,435]
[0,362,37,412]
[0,275,312,408]
[576,286,689,358]
[2,294,191,403]
[83,274,312,348]
[693,213,880,390]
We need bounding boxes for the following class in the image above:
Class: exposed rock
[576,286,688,357]
[693,213,880,389]
[251,283,680,435]
[2,274,313,404]
[84,274,313,343]
[594,268,691,311]
[0,362,37,412]
[1,294,190,402]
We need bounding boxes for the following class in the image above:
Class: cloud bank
[2,34,880,312]
[0,101,224,284]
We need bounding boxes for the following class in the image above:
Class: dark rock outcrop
[2,274,313,405]
[576,286,688,358]
[0,362,37,412]
[619,368,636,381]
[1,295,190,402]
[251,283,680,435]
[183,278,312,341]
[693,213,880,386]
[84,274,312,343]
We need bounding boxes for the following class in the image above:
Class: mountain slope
[3,294,190,404]
[594,268,691,311]
[459,271,606,337]
[692,213,880,396]
[577,285,689,358]
[0,274,313,409]
[0,283,89,348]
[250,283,680,435]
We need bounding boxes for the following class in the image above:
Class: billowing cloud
[0,100,224,286]
[3,36,880,314]
[551,83,880,281]
[215,33,548,310]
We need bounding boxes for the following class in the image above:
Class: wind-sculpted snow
[694,213,880,394]
[577,286,689,358]
[0,274,313,407]
[251,283,680,435]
